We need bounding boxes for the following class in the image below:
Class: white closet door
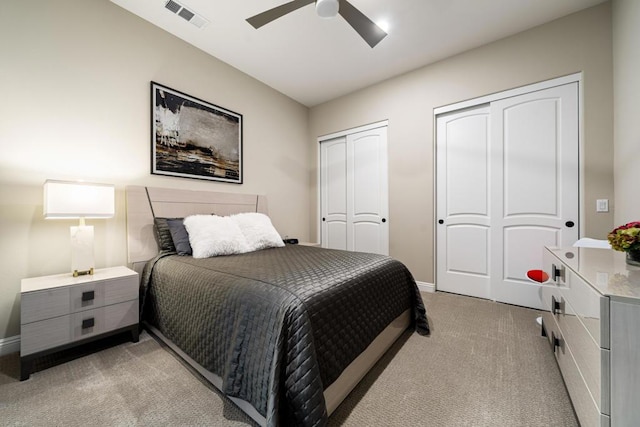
[436,105,492,299]
[347,128,389,255]
[436,82,579,310]
[490,83,579,309]
[320,126,388,255]
[321,137,348,250]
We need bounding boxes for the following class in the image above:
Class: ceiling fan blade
[338,0,387,48]
[247,0,316,29]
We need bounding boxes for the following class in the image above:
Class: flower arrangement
[607,221,640,252]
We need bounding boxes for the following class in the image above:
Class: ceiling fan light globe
[316,0,339,18]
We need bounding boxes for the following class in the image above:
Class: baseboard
[416,281,435,293]
[0,335,20,356]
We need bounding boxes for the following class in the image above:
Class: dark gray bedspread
[141,244,429,427]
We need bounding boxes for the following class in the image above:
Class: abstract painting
[151,82,242,183]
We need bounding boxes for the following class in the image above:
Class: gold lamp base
[73,268,94,277]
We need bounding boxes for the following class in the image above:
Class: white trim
[0,335,20,356]
[433,72,582,115]
[416,281,435,293]
[577,75,585,239]
[317,120,389,141]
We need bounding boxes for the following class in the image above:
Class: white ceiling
[110,0,606,107]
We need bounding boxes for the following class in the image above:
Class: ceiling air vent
[165,0,181,14]
[164,0,209,29]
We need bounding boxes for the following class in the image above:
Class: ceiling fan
[246,0,387,48]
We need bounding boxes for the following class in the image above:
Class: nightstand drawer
[21,273,137,324]
[21,288,72,324]
[21,300,138,356]
[72,300,138,342]
[102,275,138,305]
[21,315,71,356]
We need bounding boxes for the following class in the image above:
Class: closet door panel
[446,114,489,216]
[348,128,388,255]
[503,99,558,217]
[321,137,348,250]
[436,105,491,299]
[320,125,388,255]
[492,83,579,309]
[437,81,579,310]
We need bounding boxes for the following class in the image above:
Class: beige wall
[0,0,310,339]
[309,3,614,285]
[613,0,640,223]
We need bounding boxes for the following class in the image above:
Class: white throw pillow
[232,212,285,252]
[183,214,250,258]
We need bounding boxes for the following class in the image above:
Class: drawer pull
[82,318,95,329]
[551,264,564,282]
[551,295,562,315]
[551,331,562,353]
[81,290,95,302]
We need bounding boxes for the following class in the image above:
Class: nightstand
[20,266,139,380]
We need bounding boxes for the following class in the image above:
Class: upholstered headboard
[125,185,268,273]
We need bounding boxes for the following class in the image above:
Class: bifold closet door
[320,126,388,255]
[436,83,579,309]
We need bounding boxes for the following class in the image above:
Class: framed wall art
[151,81,243,183]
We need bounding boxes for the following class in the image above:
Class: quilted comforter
[141,244,429,426]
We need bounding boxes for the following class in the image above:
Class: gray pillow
[167,218,192,256]
[153,217,178,253]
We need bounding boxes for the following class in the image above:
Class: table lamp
[43,180,115,277]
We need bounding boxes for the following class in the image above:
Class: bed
[126,186,429,426]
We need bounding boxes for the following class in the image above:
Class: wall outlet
[596,199,609,213]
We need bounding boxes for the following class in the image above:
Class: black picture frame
[151,81,243,184]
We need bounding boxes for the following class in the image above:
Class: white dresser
[20,266,139,380]
[541,247,640,427]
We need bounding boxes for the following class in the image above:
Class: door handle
[382,218,386,223]
[565,220,575,228]
[438,219,444,224]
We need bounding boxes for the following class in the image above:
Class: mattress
[141,244,429,426]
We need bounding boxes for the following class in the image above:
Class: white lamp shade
[44,180,115,219]
[316,0,339,18]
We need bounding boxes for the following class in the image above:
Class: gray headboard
[125,185,268,273]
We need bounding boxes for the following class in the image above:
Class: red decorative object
[527,269,550,283]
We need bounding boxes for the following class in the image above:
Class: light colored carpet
[0,291,578,426]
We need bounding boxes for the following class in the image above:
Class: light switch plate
[596,199,609,213]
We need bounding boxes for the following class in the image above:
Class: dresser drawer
[543,315,600,427]
[21,300,138,356]
[558,341,601,427]
[559,269,608,348]
[543,253,607,412]
[555,293,603,411]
